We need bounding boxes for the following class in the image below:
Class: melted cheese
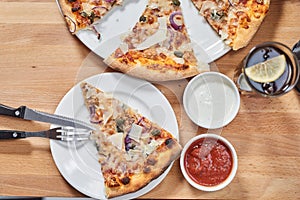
[200,1,217,15]
[103,110,113,125]
[82,3,94,16]
[108,132,124,150]
[173,57,185,64]
[143,139,162,156]
[128,124,143,142]
[135,17,168,50]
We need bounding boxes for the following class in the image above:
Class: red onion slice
[64,15,76,33]
[169,11,183,31]
[89,106,101,123]
[92,6,109,18]
[92,6,109,11]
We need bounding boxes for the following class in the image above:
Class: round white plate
[57,0,231,63]
[50,72,179,200]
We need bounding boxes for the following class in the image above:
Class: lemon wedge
[245,54,286,83]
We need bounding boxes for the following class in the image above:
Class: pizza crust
[104,54,206,82]
[106,138,182,198]
[106,168,164,198]
[127,64,203,81]
[232,14,267,50]
[57,0,78,33]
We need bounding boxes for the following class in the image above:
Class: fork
[0,127,92,141]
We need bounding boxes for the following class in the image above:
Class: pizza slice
[80,81,182,198]
[104,0,209,81]
[57,0,123,39]
[191,0,270,50]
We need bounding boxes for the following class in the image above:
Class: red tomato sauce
[184,137,233,186]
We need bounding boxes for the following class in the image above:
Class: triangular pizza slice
[190,0,270,50]
[104,0,208,81]
[80,81,182,198]
[57,0,123,38]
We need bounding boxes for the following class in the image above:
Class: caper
[151,129,161,136]
[80,11,88,18]
[89,12,95,23]
[116,118,125,132]
[172,0,181,6]
[174,50,184,58]
[211,9,224,21]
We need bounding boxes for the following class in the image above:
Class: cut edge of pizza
[57,0,123,38]
[103,0,209,82]
[191,0,270,50]
[231,0,270,50]
[80,81,182,198]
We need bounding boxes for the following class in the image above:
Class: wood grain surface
[0,0,299,199]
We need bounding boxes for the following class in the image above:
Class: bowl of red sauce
[180,134,238,191]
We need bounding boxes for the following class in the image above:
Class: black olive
[71,7,80,12]
[139,15,147,22]
[120,176,130,185]
[143,166,151,173]
[147,158,157,166]
[68,0,77,2]
[165,138,173,148]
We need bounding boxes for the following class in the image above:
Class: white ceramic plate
[57,0,230,63]
[183,72,240,129]
[50,72,179,200]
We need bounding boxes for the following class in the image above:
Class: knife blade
[0,104,95,130]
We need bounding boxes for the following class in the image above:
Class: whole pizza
[57,0,270,81]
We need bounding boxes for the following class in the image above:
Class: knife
[0,104,95,130]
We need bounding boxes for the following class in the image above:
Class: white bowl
[180,134,238,192]
[183,72,240,129]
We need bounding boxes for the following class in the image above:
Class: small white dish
[180,133,238,192]
[183,72,240,129]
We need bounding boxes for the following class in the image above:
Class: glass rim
[243,41,300,97]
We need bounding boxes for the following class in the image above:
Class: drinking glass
[233,41,300,97]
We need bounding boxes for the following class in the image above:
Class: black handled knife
[0,104,95,130]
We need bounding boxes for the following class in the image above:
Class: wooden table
[0,0,300,199]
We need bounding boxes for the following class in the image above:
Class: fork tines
[56,127,92,141]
